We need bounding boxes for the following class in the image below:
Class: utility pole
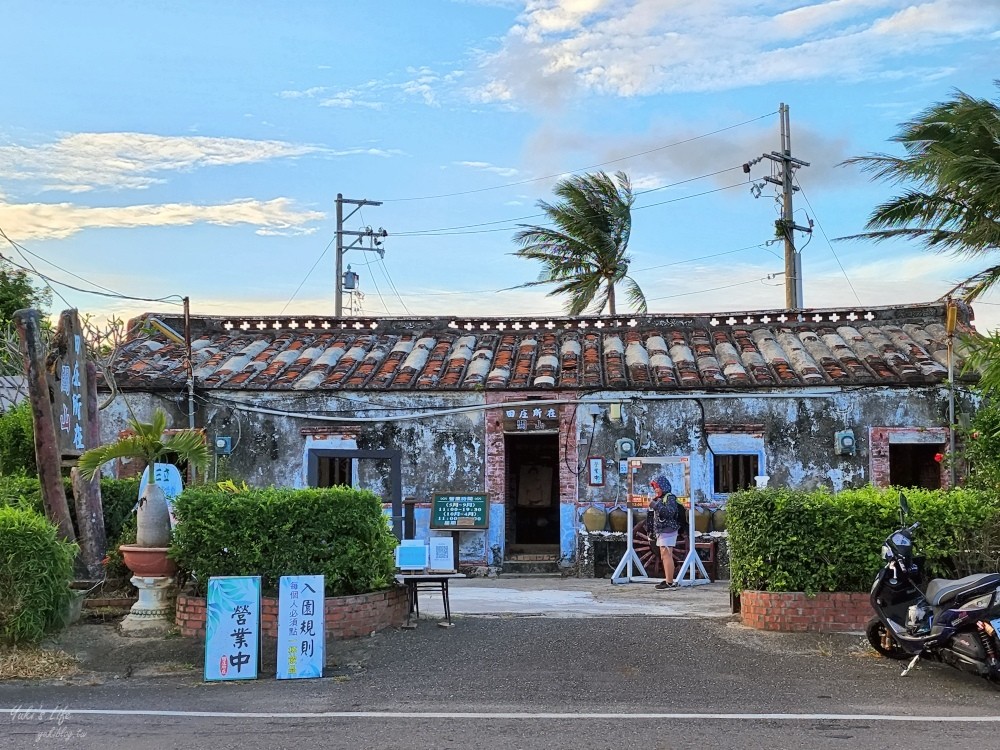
[334,194,387,317]
[750,103,811,309]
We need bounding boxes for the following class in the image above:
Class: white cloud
[0,132,326,194]
[456,160,521,177]
[472,0,1000,104]
[0,198,325,241]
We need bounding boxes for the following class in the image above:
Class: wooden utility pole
[760,103,811,309]
[334,194,386,317]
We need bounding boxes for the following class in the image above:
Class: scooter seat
[924,572,1000,607]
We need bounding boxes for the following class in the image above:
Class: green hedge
[170,486,397,597]
[0,401,36,476]
[0,476,139,550]
[728,486,1000,595]
[0,506,78,644]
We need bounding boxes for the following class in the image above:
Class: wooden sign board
[430,493,489,530]
[47,310,90,458]
[501,405,560,433]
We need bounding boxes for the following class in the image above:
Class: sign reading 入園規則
[205,576,261,682]
[276,575,324,680]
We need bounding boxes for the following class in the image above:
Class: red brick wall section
[740,590,873,633]
[175,586,409,639]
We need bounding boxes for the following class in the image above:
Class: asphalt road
[2,617,998,749]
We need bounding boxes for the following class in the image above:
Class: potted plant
[78,408,210,573]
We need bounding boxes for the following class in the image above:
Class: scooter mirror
[899,491,910,523]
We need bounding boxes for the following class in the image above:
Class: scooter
[867,493,1000,687]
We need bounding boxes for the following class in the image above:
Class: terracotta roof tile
[109,304,974,392]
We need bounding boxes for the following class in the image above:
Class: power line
[646,274,777,302]
[377,111,778,202]
[280,237,334,314]
[391,165,747,237]
[0,228,183,306]
[793,179,863,305]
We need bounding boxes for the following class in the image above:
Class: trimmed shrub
[0,506,78,644]
[728,486,1000,595]
[0,476,140,551]
[171,486,397,597]
[0,401,36,476]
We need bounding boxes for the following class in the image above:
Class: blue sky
[2,1,1000,332]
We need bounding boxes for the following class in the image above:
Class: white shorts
[656,531,678,548]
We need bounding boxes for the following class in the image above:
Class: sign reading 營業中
[205,576,261,682]
[430,493,489,530]
[276,575,324,680]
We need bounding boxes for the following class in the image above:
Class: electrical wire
[280,237,335,314]
[0,250,183,305]
[793,179,863,305]
[0,226,185,306]
[377,111,778,202]
[359,207,412,315]
[391,165,747,237]
[645,274,777,302]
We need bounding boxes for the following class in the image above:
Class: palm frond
[838,82,1000,288]
[78,436,152,480]
[512,170,639,315]
[162,431,211,472]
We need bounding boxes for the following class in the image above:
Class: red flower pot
[119,545,177,577]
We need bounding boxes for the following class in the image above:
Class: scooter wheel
[866,617,909,660]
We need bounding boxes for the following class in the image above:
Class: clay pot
[713,508,727,532]
[631,507,648,528]
[581,504,608,532]
[694,506,712,533]
[608,505,629,533]
[119,545,177,577]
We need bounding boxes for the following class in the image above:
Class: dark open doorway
[889,443,943,489]
[504,433,560,548]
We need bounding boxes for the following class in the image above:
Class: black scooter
[867,493,1000,687]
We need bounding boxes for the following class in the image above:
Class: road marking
[2,708,1000,722]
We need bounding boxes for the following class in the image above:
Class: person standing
[648,473,683,590]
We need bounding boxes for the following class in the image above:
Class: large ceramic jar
[581,504,608,532]
[694,505,712,533]
[713,508,727,532]
[608,504,629,533]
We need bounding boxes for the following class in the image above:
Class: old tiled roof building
[105,302,975,574]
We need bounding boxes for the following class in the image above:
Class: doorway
[889,443,943,489]
[504,433,560,548]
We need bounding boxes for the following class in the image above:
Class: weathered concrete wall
[576,386,955,507]
[99,383,960,568]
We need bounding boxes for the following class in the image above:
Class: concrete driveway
[416,575,736,619]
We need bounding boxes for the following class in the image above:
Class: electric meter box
[614,437,636,460]
[834,429,856,455]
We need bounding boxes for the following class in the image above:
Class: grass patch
[0,644,80,680]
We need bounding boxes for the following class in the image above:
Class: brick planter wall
[176,586,408,639]
[740,590,873,633]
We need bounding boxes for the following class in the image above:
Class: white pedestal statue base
[119,575,176,637]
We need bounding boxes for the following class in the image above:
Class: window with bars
[713,453,759,494]
[317,456,353,488]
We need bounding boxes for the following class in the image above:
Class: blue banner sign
[205,576,261,681]
[276,575,324,679]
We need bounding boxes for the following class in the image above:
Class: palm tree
[840,82,1000,300]
[78,408,210,547]
[512,170,646,315]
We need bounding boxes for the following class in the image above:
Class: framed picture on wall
[588,457,605,486]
